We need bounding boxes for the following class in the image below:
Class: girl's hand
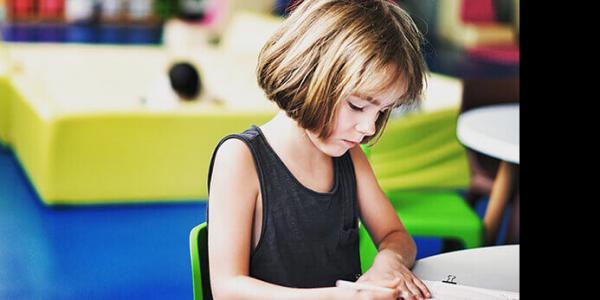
[356,251,432,300]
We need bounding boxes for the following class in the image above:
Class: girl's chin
[320,145,350,157]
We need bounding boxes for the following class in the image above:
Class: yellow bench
[0,43,275,205]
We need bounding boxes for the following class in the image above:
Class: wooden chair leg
[484,161,517,245]
[505,192,520,244]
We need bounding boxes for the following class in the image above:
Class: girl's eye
[348,102,364,112]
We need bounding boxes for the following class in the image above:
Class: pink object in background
[198,0,227,26]
[461,0,496,24]
[460,0,519,65]
[39,0,64,19]
[466,44,520,65]
[10,0,35,20]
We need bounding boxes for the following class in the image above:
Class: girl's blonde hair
[257,0,427,144]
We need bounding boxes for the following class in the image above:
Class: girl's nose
[355,120,376,136]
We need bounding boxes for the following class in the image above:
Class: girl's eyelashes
[348,102,364,111]
[348,98,391,113]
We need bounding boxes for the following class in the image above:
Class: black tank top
[207,125,362,288]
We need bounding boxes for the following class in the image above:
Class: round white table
[457,104,519,164]
[457,104,519,245]
[412,245,519,292]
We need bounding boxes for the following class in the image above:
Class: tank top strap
[339,150,360,224]
[206,125,265,195]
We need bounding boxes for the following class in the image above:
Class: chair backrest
[189,222,213,300]
[369,108,471,191]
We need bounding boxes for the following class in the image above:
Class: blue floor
[0,145,508,299]
[0,146,205,299]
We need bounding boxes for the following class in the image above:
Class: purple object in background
[126,24,162,44]
[97,24,128,44]
[65,23,97,43]
[2,23,36,41]
[37,23,67,42]
[1,23,161,44]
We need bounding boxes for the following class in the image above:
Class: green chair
[358,190,482,272]
[189,222,213,300]
[359,108,483,273]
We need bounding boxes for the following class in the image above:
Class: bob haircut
[256,0,428,144]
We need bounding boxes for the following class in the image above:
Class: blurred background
[0,0,519,299]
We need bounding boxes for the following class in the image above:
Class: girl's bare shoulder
[211,138,259,192]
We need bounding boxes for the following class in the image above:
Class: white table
[457,104,519,164]
[457,104,519,245]
[412,245,519,292]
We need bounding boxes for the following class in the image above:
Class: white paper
[423,280,519,300]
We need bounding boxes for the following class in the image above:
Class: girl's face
[306,83,405,157]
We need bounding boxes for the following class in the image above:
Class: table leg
[484,161,517,245]
[505,191,520,244]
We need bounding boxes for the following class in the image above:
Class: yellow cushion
[3,43,276,205]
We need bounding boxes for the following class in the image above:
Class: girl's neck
[261,111,330,164]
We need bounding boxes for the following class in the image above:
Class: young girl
[207,1,430,299]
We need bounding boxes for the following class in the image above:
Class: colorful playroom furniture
[0,12,464,206]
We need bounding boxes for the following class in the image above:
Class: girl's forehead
[353,79,407,106]
[353,64,408,104]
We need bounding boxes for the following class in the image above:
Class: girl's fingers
[397,281,416,300]
[405,280,424,299]
[359,288,398,300]
[412,277,432,298]
[356,273,432,299]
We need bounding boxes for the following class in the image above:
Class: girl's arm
[349,146,415,266]
[208,139,396,300]
[349,146,432,299]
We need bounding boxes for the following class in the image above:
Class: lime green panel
[370,108,460,153]
[372,142,464,177]
[370,128,457,164]
[377,157,470,191]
